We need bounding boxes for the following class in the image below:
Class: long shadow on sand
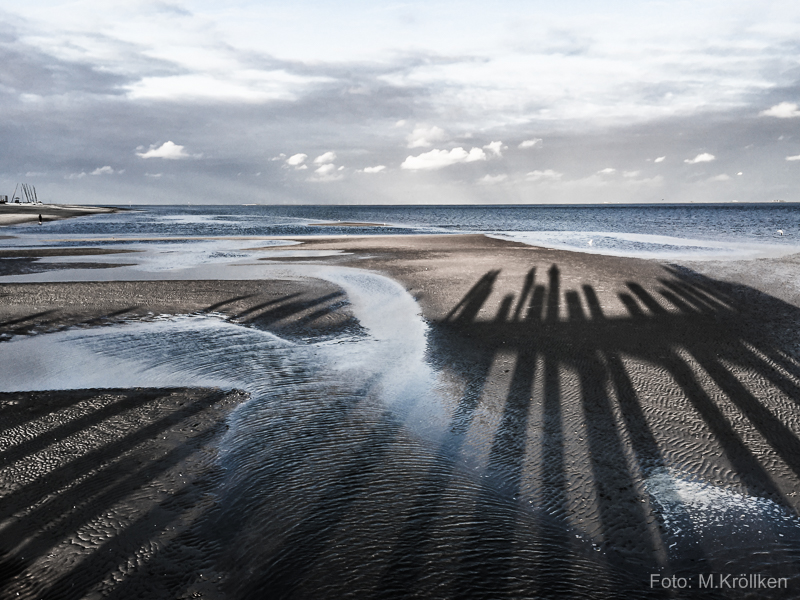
[0,287,357,600]
[0,388,237,600]
[376,263,800,599]
[3,267,800,599]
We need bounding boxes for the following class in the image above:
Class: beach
[1,227,800,598]
[0,204,122,228]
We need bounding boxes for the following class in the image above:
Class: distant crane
[6,183,41,204]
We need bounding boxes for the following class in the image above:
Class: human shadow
[378,262,800,598]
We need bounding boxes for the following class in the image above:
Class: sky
[2,0,800,205]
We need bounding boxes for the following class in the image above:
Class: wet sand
[0,387,247,599]
[0,278,359,341]
[2,234,800,598]
[282,235,800,509]
[307,221,388,227]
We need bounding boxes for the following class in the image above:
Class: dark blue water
[10,203,800,259]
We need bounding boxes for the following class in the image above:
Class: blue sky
[2,0,800,204]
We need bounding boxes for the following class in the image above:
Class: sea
[8,203,800,261]
[2,203,800,599]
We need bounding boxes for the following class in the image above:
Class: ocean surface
[6,203,800,261]
[2,204,800,598]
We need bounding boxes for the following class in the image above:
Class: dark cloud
[152,2,193,17]
[3,84,800,205]
[0,37,128,97]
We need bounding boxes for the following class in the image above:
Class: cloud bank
[401,147,487,171]
[2,2,800,204]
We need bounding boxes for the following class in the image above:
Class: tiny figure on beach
[38,213,42,225]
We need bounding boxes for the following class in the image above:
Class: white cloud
[407,125,447,148]
[478,174,508,184]
[526,169,562,182]
[125,71,332,103]
[310,163,344,182]
[25,171,46,177]
[623,170,640,178]
[270,153,286,161]
[362,165,386,173]
[136,141,194,160]
[597,167,616,175]
[65,172,86,179]
[654,156,666,163]
[145,173,163,178]
[285,153,308,166]
[401,147,487,170]
[760,102,800,118]
[313,151,337,164]
[91,166,115,175]
[786,155,800,161]
[483,141,505,157]
[708,173,730,181]
[684,153,715,164]
[518,139,542,149]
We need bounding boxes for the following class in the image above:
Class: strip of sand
[307,221,388,227]
[0,204,123,227]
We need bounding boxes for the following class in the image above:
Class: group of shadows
[234,265,800,600]
[413,264,800,596]
[0,284,359,343]
[1,263,800,599]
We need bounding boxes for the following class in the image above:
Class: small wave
[491,231,800,261]
[646,468,800,534]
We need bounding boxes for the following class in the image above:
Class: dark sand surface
[2,234,800,598]
[0,248,139,277]
[0,387,246,599]
[0,278,358,341]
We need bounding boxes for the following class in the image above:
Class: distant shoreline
[0,204,125,227]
